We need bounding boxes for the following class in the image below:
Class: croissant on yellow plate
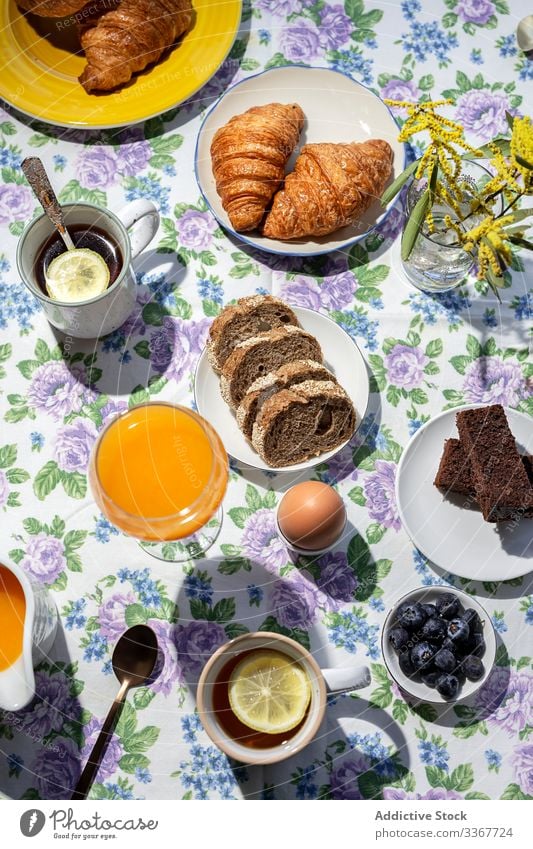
[263,140,394,240]
[79,0,193,93]
[210,103,305,232]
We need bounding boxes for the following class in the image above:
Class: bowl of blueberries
[382,586,496,703]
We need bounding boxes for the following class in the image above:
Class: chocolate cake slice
[434,438,533,498]
[456,405,533,522]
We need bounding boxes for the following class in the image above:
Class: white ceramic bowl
[195,66,406,256]
[381,586,496,704]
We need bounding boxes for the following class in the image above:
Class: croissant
[79,0,193,93]
[210,103,305,232]
[263,140,394,240]
[17,0,86,15]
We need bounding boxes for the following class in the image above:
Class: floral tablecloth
[0,0,532,802]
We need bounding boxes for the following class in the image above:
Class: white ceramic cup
[197,631,370,765]
[16,199,160,339]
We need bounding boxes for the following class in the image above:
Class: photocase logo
[20,809,46,838]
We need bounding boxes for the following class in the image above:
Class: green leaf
[33,461,61,500]
[358,770,383,800]
[225,622,250,639]
[456,70,471,92]
[369,685,392,709]
[348,485,366,506]
[227,507,254,529]
[418,74,434,91]
[0,444,17,468]
[151,134,183,154]
[220,543,242,557]
[17,359,40,379]
[401,188,430,261]
[23,517,43,535]
[426,766,447,788]
[449,763,474,791]
[129,386,151,408]
[376,559,392,579]
[119,753,150,774]
[466,335,482,358]
[410,388,428,405]
[134,340,151,360]
[189,598,212,620]
[0,343,12,364]
[217,558,251,575]
[450,355,472,375]
[357,265,388,286]
[133,687,156,710]
[66,552,82,572]
[366,522,386,545]
[61,471,87,500]
[211,597,236,624]
[8,548,24,564]
[123,726,160,754]
[125,603,148,627]
[495,643,510,667]
[64,529,87,550]
[500,783,532,800]
[244,484,263,511]
[116,701,137,741]
[465,791,491,799]
[386,385,401,407]
[381,159,419,206]
[392,699,409,724]
[425,338,443,358]
[142,302,164,326]
[49,572,68,591]
[34,339,51,364]
[49,516,66,538]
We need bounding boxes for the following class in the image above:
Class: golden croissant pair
[210,103,394,240]
[18,0,193,93]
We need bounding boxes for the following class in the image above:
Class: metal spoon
[71,625,159,800]
[516,15,533,58]
[21,157,76,251]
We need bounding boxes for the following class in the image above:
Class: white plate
[194,307,369,472]
[194,66,406,256]
[382,586,496,705]
[396,405,533,581]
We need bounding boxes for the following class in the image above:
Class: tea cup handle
[321,665,371,696]
[119,199,160,260]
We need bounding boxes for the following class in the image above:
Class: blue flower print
[0,147,22,168]
[198,278,223,305]
[401,0,421,21]
[181,713,202,744]
[258,29,271,46]
[348,732,400,780]
[65,598,87,630]
[518,62,533,81]
[485,750,502,772]
[418,739,449,771]
[470,49,483,64]
[178,744,245,799]
[406,289,471,327]
[104,782,134,799]
[119,568,162,606]
[93,515,120,543]
[135,767,152,784]
[0,282,41,332]
[83,632,108,662]
[483,308,497,328]
[369,597,385,612]
[327,610,380,658]
[125,177,170,215]
[247,584,264,607]
[497,34,517,58]
[7,753,24,778]
[336,311,379,351]
[491,612,507,634]
[102,660,113,675]
[294,765,318,800]
[185,573,213,604]
[408,418,424,436]
[328,48,373,86]
[30,432,45,452]
[53,154,67,171]
[511,292,532,321]
[401,21,458,64]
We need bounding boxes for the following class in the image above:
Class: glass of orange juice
[88,402,228,561]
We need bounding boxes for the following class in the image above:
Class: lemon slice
[228,650,311,735]
[45,248,110,303]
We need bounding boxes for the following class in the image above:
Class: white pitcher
[0,560,58,711]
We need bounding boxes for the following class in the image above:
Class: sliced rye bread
[236,359,336,441]
[207,295,299,372]
[252,379,356,468]
[220,326,323,409]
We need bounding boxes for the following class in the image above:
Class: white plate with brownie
[194,297,369,472]
[396,404,533,581]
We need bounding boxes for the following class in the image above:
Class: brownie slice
[434,438,533,498]
[456,405,533,522]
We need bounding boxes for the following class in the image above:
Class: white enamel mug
[16,199,160,339]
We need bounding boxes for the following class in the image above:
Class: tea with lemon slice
[36,225,122,302]
[212,649,311,749]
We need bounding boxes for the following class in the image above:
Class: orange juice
[0,565,26,671]
[90,403,228,541]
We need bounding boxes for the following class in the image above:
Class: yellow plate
[0,0,242,128]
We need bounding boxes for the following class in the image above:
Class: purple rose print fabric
[0,0,531,803]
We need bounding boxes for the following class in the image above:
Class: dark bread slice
[220,326,323,409]
[207,295,299,372]
[252,379,356,467]
[236,359,335,440]
[434,438,533,503]
[456,405,533,522]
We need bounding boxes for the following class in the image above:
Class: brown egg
[277,481,347,551]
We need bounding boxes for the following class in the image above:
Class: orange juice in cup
[89,403,228,560]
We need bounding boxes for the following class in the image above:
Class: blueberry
[397,602,427,631]
[421,603,438,618]
[462,656,485,681]
[398,650,416,677]
[435,593,459,616]
[447,617,470,643]
[411,641,435,670]
[388,627,410,652]
[421,669,440,688]
[463,608,483,634]
[434,648,457,673]
[421,616,447,644]
[438,594,462,620]
[441,637,458,654]
[468,632,486,657]
[436,673,460,699]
